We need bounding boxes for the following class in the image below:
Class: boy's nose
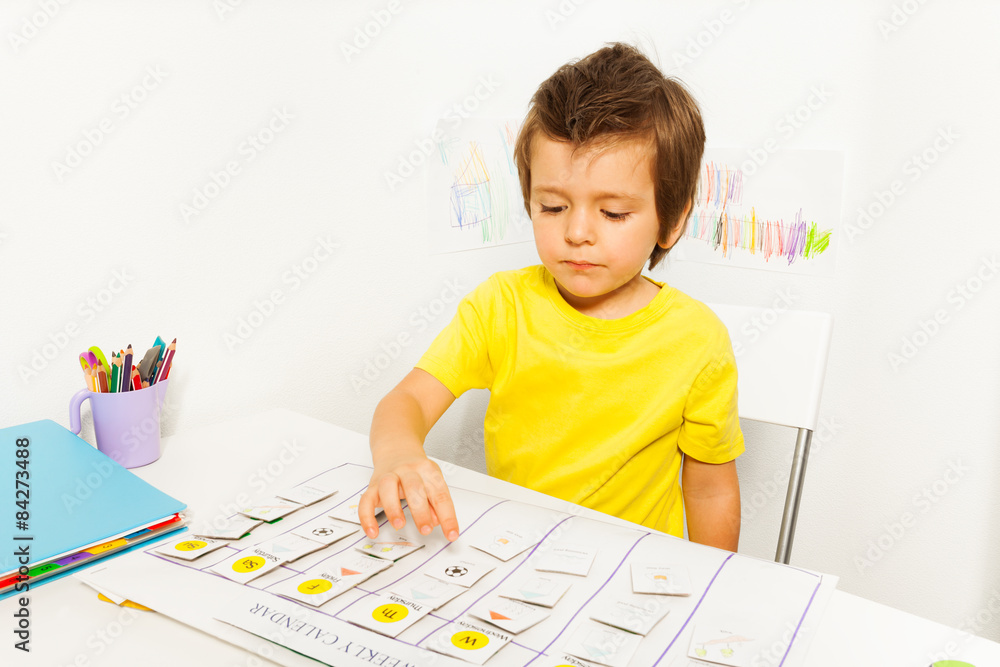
[564,209,597,245]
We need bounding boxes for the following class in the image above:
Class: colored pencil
[154,338,176,384]
[96,361,109,393]
[84,367,95,392]
[110,353,121,393]
[130,366,142,391]
[122,344,133,392]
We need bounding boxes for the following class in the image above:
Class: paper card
[630,563,692,596]
[210,546,287,584]
[563,620,641,667]
[355,534,425,561]
[469,528,536,562]
[154,536,228,561]
[191,514,262,540]
[424,619,512,665]
[688,626,759,667]
[468,596,550,634]
[499,574,572,608]
[589,594,671,636]
[340,593,431,638]
[330,551,394,583]
[534,655,600,667]
[238,497,303,521]
[276,481,338,506]
[425,557,496,588]
[291,516,359,545]
[535,545,597,576]
[268,570,357,607]
[254,534,326,563]
[390,576,467,610]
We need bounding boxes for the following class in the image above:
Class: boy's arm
[358,368,460,542]
[682,455,740,551]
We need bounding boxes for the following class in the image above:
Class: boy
[359,43,743,551]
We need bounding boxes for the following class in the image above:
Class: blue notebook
[0,419,187,598]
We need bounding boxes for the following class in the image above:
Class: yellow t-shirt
[415,265,744,537]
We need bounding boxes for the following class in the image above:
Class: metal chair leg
[775,428,813,564]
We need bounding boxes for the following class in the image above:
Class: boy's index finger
[396,471,436,536]
[425,481,460,541]
[377,475,408,531]
[357,486,383,539]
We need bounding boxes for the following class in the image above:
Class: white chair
[706,303,833,564]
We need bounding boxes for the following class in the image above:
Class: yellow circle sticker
[372,604,410,623]
[175,540,207,551]
[232,556,266,573]
[297,579,333,595]
[372,603,409,623]
[451,630,489,650]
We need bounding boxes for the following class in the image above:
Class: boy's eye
[539,204,564,214]
[603,210,631,221]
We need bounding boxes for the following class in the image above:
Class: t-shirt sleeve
[677,332,745,463]
[414,277,498,398]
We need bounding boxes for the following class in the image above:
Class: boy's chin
[552,274,611,300]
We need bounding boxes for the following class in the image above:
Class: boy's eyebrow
[531,185,647,203]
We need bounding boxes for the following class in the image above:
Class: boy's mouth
[564,260,599,269]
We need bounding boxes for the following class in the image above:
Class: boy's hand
[358,454,460,542]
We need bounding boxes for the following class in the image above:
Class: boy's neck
[556,273,661,320]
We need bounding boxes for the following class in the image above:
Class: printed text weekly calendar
[80,461,836,667]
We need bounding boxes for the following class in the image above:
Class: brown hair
[514,42,705,269]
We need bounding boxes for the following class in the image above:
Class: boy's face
[529,135,683,315]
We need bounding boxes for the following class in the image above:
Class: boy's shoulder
[646,278,732,347]
[486,265,546,288]
[663,284,723,322]
[467,265,547,302]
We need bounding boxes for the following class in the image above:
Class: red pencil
[130,366,141,391]
[155,338,176,384]
[96,361,109,393]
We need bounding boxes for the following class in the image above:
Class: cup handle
[69,388,91,435]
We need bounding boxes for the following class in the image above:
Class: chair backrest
[705,302,833,564]
[706,303,833,432]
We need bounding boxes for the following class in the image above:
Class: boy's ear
[657,200,693,250]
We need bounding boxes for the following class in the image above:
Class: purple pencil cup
[68,379,170,468]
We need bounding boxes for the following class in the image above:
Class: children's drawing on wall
[675,149,844,276]
[428,118,533,254]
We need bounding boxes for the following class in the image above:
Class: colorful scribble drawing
[445,122,524,245]
[685,162,832,265]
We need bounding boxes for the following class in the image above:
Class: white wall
[2,0,999,643]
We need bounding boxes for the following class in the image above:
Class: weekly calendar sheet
[79,462,836,667]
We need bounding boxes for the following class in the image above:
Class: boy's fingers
[357,487,381,539]
[426,482,460,541]
[397,471,436,535]
[378,475,407,530]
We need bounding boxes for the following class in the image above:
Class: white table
[3,409,997,666]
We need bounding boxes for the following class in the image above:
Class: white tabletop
[3,408,997,666]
